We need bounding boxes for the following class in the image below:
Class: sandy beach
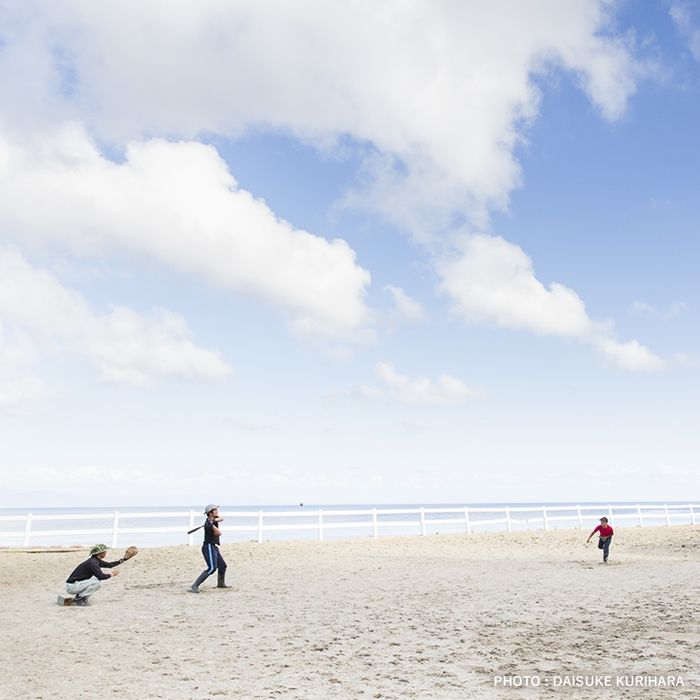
[1,525,699,699]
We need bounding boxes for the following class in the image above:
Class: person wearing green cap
[64,544,125,606]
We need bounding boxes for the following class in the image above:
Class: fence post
[23,513,33,547]
[111,512,120,548]
[188,510,195,546]
[420,507,426,536]
[542,506,549,531]
[690,504,696,526]
[464,507,471,534]
[372,509,378,538]
[257,511,263,543]
[505,507,512,532]
[577,505,582,529]
[664,504,670,526]
[637,504,643,527]
[608,505,613,525]
[318,510,324,541]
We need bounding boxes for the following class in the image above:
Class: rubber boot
[217,571,231,589]
[190,571,210,593]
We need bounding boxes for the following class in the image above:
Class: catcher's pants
[201,543,227,575]
[66,577,102,598]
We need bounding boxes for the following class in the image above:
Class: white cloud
[0,373,49,417]
[0,324,53,415]
[673,352,700,369]
[359,362,487,406]
[384,285,426,325]
[0,246,231,386]
[224,418,276,433]
[670,2,700,61]
[0,464,171,488]
[82,305,231,386]
[591,337,665,373]
[437,234,665,372]
[0,3,657,364]
[628,300,688,319]
[0,1,643,237]
[437,234,592,336]
[0,123,372,337]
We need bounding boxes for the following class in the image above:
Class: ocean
[0,502,697,549]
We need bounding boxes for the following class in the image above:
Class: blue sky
[1,1,699,507]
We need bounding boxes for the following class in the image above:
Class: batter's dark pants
[201,543,227,575]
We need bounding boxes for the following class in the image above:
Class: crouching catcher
[65,544,138,606]
[191,504,230,592]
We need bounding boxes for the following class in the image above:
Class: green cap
[90,544,109,556]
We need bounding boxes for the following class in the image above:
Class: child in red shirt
[587,516,614,563]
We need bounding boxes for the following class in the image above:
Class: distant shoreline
[2,502,698,550]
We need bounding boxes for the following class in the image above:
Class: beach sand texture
[1,525,699,699]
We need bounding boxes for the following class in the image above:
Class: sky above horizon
[1,0,699,508]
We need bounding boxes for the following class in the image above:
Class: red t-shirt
[594,525,614,538]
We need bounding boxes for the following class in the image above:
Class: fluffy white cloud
[672,352,700,369]
[384,285,426,325]
[0,246,231,386]
[0,1,642,237]
[438,234,665,371]
[628,301,688,319]
[359,362,487,406]
[0,324,52,415]
[592,337,666,373]
[0,124,372,337]
[671,2,700,61]
[0,2,656,365]
[438,234,592,336]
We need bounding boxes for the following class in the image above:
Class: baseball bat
[187,524,204,535]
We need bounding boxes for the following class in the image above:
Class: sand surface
[1,525,699,699]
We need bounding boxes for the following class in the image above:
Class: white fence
[0,503,698,549]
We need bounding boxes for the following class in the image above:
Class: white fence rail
[0,503,697,548]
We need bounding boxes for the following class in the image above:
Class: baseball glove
[123,545,139,560]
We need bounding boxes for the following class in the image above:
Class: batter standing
[191,504,231,592]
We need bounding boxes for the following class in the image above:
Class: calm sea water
[0,502,696,548]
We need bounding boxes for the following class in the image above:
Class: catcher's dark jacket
[66,555,121,583]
